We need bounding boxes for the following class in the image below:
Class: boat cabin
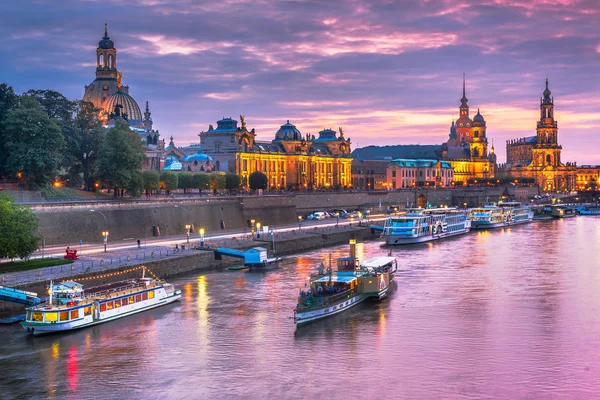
[52,281,84,305]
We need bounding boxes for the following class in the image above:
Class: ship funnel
[349,238,356,259]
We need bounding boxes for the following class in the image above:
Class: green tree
[0,192,41,260]
[249,171,268,190]
[192,172,210,191]
[24,89,76,124]
[210,173,226,191]
[225,172,241,192]
[142,170,160,196]
[65,101,105,190]
[4,97,65,186]
[160,171,178,195]
[126,171,144,198]
[97,120,145,197]
[0,83,18,179]
[178,172,194,194]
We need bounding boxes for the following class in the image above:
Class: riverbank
[0,224,379,315]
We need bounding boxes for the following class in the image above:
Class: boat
[294,242,396,326]
[243,247,283,271]
[531,205,554,221]
[470,203,506,229]
[577,205,600,215]
[381,208,471,245]
[551,205,577,218]
[497,201,534,226]
[21,267,181,335]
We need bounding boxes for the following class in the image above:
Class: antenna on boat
[142,266,146,279]
[48,280,53,305]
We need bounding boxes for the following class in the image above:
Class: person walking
[137,238,141,249]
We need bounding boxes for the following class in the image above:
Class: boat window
[70,310,79,319]
[45,312,58,322]
[107,301,114,310]
[142,292,148,301]
[84,307,91,316]
[100,303,107,312]
[60,311,69,321]
[129,296,135,304]
[26,311,32,321]
[115,299,121,308]
[33,312,43,322]
[148,291,155,299]
[135,294,141,302]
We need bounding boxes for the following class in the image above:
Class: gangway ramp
[215,248,246,260]
[0,285,41,306]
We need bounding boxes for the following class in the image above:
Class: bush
[249,171,268,190]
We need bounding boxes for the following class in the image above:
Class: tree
[0,83,18,179]
[192,172,210,191]
[225,172,241,192]
[142,170,160,196]
[0,192,41,260]
[249,171,268,190]
[126,171,144,198]
[209,173,226,191]
[65,101,105,190]
[178,172,194,194]
[97,120,145,197]
[24,89,76,124]
[160,171,178,195]
[4,96,65,186]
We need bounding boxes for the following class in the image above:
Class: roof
[352,145,442,160]
[313,274,358,283]
[53,281,83,291]
[162,161,182,171]
[103,90,142,121]
[360,256,396,269]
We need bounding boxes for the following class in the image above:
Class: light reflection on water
[1,218,600,398]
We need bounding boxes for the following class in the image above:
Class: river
[1,217,600,399]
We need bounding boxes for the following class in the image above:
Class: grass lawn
[0,258,74,274]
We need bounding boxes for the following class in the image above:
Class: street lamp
[199,228,205,247]
[251,219,256,237]
[90,209,108,251]
[298,215,302,230]
[102,231,109,252]
[95,182,99,200]
[256,222,261,239]
[185,224,191,243]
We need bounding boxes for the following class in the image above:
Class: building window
[392,169,396,178]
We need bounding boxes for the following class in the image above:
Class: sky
[1,0,599,164]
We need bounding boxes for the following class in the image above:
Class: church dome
[99,35,114,49]
[275,120,302,141]
[102,91,142,122]
[473,109,485,123]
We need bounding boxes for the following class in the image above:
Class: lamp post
[251,219,256,238]
[102,231,109,252]
[90,209,108,252]
[175,205,192,241]
[185,224,191,243]
[199,228,205,247]
[94,182,99,200]
[298,215,302,230]
[256,222,261,239]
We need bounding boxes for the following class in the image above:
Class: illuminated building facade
[351,160,388,190]
[497,79,577,192]
[386,159,454,189]
[576,165,600,190]
[199,118,352,190]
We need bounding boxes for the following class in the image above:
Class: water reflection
[2,218,600,398]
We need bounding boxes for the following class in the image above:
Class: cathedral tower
[455,73,473,143]
[532,78,561,168]
[95,24,118,80]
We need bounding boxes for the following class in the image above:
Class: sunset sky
[1,0,599,163]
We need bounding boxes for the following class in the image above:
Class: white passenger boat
[381,208,471,245]
[497,201,533,225]
[551,205,577,218]
[470,204,506,229]
[294,252,396,326]
[21,267,181,335]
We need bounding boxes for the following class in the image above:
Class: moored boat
[470,203,506,229]
[552,205,577,218]
[577,205,600,215]
[381,208,471,245]
[294,243,396,326]
[497,201,534,226]
[21,267,181,335]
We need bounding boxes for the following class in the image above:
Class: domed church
[83,25,164,170]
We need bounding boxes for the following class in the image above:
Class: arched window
[474,130,479,138]
[108,54,114,68]
[215,160,220,171]
[99,54,104,68]
[546,154,552,165]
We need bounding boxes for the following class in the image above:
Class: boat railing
[85,281,158,300]
[297,287,358,309]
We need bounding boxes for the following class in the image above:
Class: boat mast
[48,280,53,305]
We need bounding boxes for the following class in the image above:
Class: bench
[64,249,78,260]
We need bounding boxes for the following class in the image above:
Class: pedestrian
[175,244,179,252]
[137,238,141,249]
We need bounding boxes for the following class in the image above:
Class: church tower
[455,73,473,144]
[96,24,117,80]
[532,78,561,168]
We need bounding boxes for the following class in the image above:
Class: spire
[104,23,108,38]
[145,101,149,113]
[460,73,468,106]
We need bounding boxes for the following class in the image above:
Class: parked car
[332,209,348,218]
[307,211,327,220]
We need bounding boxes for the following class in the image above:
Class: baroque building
[198,117,352,190]
[352,75,496,186]
[497,79,577,192]
[83,25,164,171]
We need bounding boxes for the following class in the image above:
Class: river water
[1,217,600,399]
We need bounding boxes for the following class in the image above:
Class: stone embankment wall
[33,187,537,245]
